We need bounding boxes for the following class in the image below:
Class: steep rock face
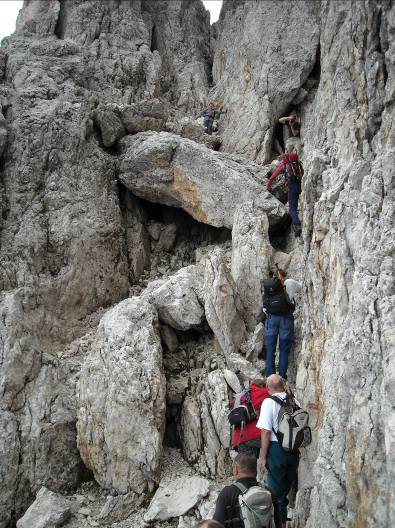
[211,0,320,162]
[293,1,395,526]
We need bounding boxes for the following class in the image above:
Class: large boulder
[144,476,210,522]
[119,132,287,229]
[141,265,204,331]
[16,487,71,528]
[77,298,166,495]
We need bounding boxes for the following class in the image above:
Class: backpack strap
[233,482,248,494]
[269,395,286,406]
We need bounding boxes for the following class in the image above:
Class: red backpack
[285,153,304,184]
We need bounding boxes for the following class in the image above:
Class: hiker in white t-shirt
[257,374,299,528]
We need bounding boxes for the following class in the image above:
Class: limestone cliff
[0,1,393,528]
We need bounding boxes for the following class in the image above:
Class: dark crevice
[54,0,67,39]
[137,196,231,244]
[310,44,321,82]
[163,328,214,448]
[269,220,292,251]
[150,24,158,52]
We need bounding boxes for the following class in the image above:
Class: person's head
[194,521,224,528]
[208,101,215,108]
[277,268,286,283]
[251,378,266,388]
[232,453,257,479]
[266,374,285,395]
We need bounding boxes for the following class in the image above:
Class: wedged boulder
[16,487,71,528]
[141,265,204,331]
[118,132,287,229]
[144,476,210,522]
[121,98,168,134]
[202,248,246,355]
[76,298,166,495]
[231,202,272,330]
[92,107,125,147]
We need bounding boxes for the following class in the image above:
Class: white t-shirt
[284,279,302,302]
[256,392,300,442]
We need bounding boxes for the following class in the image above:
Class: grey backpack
[270,395,311,451]
[233,482,273,528]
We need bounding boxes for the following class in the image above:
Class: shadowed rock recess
[0,1,393,527]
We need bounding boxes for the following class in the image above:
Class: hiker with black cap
[267,152,303,237]
[213,453,273,527]
[262,268,296,380]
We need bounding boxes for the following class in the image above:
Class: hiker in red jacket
[267,152,303,237]
[232,379,270,458]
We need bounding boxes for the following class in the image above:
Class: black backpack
[227,376,256,447]
[262,277,294,316]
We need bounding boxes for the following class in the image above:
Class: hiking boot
[293,224,302,237]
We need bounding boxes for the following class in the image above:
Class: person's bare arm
[278,116,293,124]
[259,429,271,471]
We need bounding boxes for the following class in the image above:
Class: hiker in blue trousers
[262,269,296,380]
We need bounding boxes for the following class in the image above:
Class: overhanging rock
[119,132,287,229]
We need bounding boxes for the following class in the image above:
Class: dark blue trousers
[266,441,299,526]
[265,314,294,379]
[288,182,301,225]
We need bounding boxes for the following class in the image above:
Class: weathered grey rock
[16,487,71,528]
[202,248,246,355]
[147,222,162,241]
[290,1,395,526]
[272,250,291,272]
[0,110,6,157]
[181,369,231,479]
[156,223,177,252]
[92,107,125,148]
[144,476,210,522]
[77,298,166,495]
[243,323,264,363]
[98,491,144,525]
[121,192,151,284]
[119,132,287,229]
[160,324,179,353]
[0,0,214,512]
[121,99,168,134]
[226,353,261,381]
[141,265,204,331]
[167,375,189,405]
[212,0,320,162]
[231,202,272,330]
[0,1,394,527]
